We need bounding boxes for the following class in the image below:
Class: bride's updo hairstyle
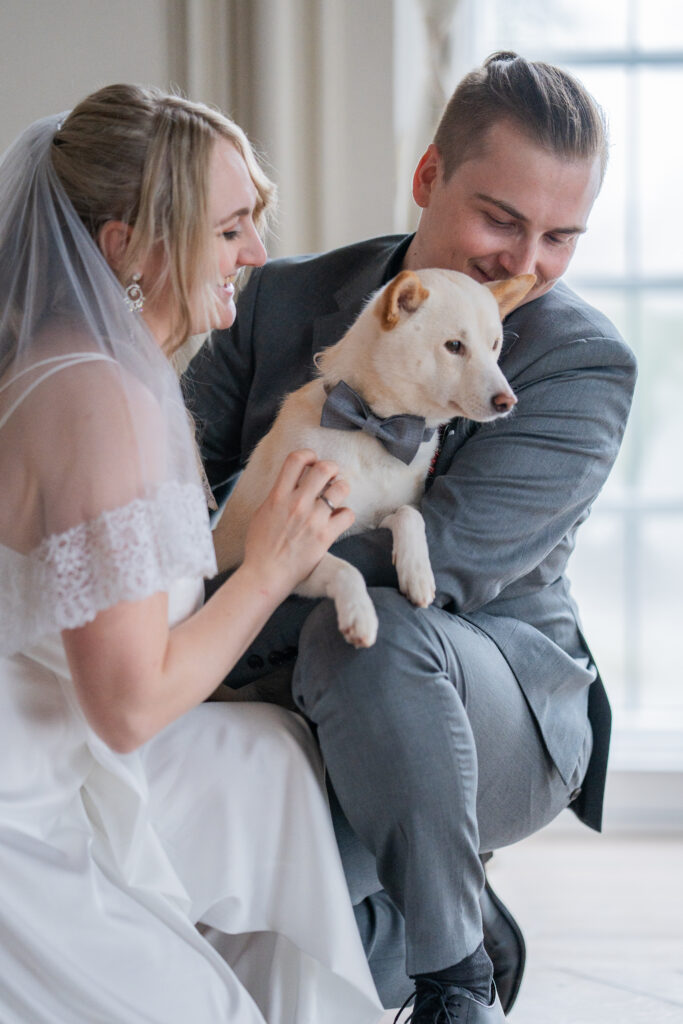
[51,84,276,353]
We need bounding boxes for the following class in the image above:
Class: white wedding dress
[0,575,382,1024]
[0,360,382,1024]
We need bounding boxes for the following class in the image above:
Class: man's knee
[294,589,436,705]
[293,588,465,747]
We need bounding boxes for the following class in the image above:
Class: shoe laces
[393,978,464,1024]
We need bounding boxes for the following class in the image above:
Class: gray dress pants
[292,587,592,1002]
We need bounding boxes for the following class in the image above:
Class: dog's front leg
[296,554,379,648]
[380,505,436,608]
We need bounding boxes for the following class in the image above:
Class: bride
[0,84,382,1023]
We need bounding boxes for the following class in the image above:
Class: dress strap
[0,353,116,432]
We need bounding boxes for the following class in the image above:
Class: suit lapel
[310,235,412,362]
[312,309,360,357]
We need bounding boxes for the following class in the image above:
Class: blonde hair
[51,83,276,353]
[434,52,608,184]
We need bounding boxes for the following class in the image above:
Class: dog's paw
[397,560,436,608]
[303,555,379,647]
[381,506,436,608]
[336,591,379,648]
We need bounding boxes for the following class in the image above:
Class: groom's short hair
[434,51,608,182]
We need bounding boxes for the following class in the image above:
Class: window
[466,0,683,768]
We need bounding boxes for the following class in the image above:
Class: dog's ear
[376,270,430,331]
[485,274,536,318]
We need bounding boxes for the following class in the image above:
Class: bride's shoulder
[11,326,162,434]
[2,328,167,495]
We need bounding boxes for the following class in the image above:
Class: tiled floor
[381,814,683,1023]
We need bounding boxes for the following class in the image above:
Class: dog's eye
[444,339,464,355]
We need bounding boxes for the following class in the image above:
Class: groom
[185,52,636,1022]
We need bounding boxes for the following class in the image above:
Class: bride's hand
[63,450,352,751]
[242,449,354,596]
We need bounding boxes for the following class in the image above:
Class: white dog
[212,268,534,648]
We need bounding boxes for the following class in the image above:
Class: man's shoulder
[514,281,622,341]
[262,233,408,278]
[508,280,636,368]
[247,233,409,307]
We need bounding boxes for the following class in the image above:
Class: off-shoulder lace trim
[0,481,217,657]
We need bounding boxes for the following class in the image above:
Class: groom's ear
[97,220,133,273]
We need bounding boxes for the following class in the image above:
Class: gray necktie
[320,380,435,465]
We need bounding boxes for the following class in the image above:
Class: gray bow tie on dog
[320,380,435,465]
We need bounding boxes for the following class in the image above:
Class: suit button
[268,651,285,666]
[246,654,264,670]
[570,787,582,802]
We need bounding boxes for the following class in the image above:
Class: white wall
[0,0,403,258]
[0,0,189,153]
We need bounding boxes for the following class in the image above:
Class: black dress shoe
[480,875,525,1014]
[395,979,506,1023]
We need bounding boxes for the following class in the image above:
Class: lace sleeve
[0,481,217,657]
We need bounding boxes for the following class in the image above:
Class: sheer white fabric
[0,115,216,653]
[0,581,382,1024]
[0,352,217,656]
[0,479,215,655]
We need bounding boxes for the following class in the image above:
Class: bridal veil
[0,112,216,655]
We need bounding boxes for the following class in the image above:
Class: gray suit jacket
[184,234,637,832]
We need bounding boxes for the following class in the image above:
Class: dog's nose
[492,391,517,413]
